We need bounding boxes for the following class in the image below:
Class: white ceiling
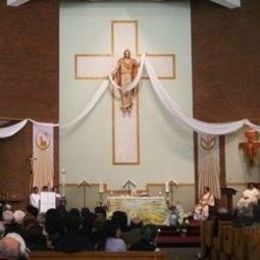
[209,0,241,8]
[6,0,241,9]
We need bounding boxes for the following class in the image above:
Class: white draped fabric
[144,58,259,135]
[0,119,28,138]
[0,55,260,137]
[60,79,109,130]
[29,119,58,128]
[0,119,58,139]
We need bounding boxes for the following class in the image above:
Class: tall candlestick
[99,182,104,193]
[165,182,169,193]
[61,168,66,197]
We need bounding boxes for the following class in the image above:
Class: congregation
[0,184,259,259]
[0,187,160,259]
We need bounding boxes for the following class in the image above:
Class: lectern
[221,187,237,215]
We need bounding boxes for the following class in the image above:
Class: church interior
[0,0,260,259]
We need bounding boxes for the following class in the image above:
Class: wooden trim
[62,182,195,189]
[147,184,165,187]
[137,54,176,79]
[147,183,194,187]
[219,136,226,188]
[63,183,80,187]
[112,90,116,164]
[226,182,248,186]
[193,132,199,202]
[62,183,253,189]
[30,250,167,260]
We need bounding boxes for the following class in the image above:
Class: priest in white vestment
[237,183,259,208]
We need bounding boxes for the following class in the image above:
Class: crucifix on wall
[75,21,175,164]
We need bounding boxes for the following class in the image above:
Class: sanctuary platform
[156,220,201,248]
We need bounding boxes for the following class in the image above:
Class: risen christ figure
[112,49,139,113]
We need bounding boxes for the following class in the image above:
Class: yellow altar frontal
[107,196,168,225]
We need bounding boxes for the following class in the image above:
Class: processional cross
[75,21,175,164]
[79,180,91,208]
[123,179,136,195]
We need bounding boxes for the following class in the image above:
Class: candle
[61,168,66,197]
[99,182,104,193]
[165,182,169,193]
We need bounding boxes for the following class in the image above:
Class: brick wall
[0,0,59,208]
[191,0,260,201]
[192,0,260,122]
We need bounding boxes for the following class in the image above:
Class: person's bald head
[0,236,20,259]
[0,233,29,259]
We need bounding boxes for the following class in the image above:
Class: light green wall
[60,0,194,190]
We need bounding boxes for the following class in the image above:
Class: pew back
[232,227,251,260]
[221,225,233,256]
[248,228,260,260]
[201,220,214,247]
[29,251,167,260]
[212,221,231,251]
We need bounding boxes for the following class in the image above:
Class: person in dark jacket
[130,224,159,251]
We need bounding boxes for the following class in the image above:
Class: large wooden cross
[75,21,175,164]
[239,129,260,167]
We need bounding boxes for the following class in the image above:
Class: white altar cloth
[107,196,168,225]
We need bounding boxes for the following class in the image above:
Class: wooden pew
[29,250,167,260]
[201,220,214,248]
[248,228,260,260]
[200,220,214,258]
[221,225,233,258]
[211,221,231,260]
[232,227,252,260]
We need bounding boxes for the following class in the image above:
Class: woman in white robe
[193,186,215,221]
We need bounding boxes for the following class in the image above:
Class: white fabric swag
[60,54,260,135]
[0,54,260,138]
[0,119,27,138]
[0,119,57,139]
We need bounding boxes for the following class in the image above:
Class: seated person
[168,202,184,227]
[130,224,159,251]
[0,232,29,259]
[193,186,215,221]
[237,183,259,208]
[121,217,143,249]
[103,220,126,252]
[234,183,259,226]
[253,199,260,223]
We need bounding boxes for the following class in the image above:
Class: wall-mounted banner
[32,123,54,190]
[198,133,221,199]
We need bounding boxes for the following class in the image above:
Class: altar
[107,196,169,225]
